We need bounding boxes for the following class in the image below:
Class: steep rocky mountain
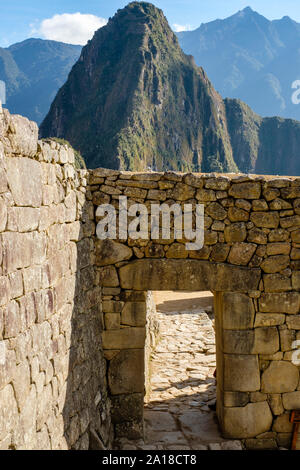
[177,7,300,120]
[0,39,81,124]
[39,2,237,172]
[40,2,300,175]
[225,98,300,175]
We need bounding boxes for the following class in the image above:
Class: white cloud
[32,13,107,45]
[173,24,193,32]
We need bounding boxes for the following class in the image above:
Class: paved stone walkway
[115,292,243,451]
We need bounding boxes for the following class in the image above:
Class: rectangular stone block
[102,328,146,350]
[286,316,300,330]
[282,391,300,410]
[121,302,147,327]
[108,349,144,395]
[104,313,120,330]
[223,330,254,354]
[224,391,249,407]
[254,313,285,327]
[102,301,124,313]
[252,327,279,354]
[5,156,42,207]
[292,272,300,290]
[222,293,255,330]
[224,354,260,392]
[279,326,296,352]
[97,266,119,287]
[263,274,292,293]
[119,259,261,292]
[259,293,300,314]
[223,328,279,355]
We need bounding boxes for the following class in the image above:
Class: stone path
[115,292,243,451]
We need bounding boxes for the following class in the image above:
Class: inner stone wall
[0,107,112,450]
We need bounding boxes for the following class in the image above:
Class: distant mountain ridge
[177,6,300,120]
[0,38,82,124]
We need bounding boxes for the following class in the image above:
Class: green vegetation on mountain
[50,138,86,169]
[40,2,300,176]
[40,2,237,173]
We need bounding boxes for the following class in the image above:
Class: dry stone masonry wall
[0,106,300,450]
[90,166,300,450]
[0,106,112,450]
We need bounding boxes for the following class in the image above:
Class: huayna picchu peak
[40,2,300,175]
[39,2,237,173]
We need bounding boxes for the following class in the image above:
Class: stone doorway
[114,291,241,450]
[101,257,293,450]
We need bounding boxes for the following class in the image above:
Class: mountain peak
[40,2,237,173]
[242,6,253,13]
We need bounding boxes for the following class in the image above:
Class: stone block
[273,414,293,433]
[250,392,267,403]
[222,292,255,330]
[259,293,300,314]
[245,439,277,450]
[108,349,144,395]
[229,182,261,200]
[0,196,7,232]
[0,384,18,441]
[223,402,272,439]
[119,259,261,292]
[279,327,296,352]
[102,328,146,350]
[95,240,133,266]
[223,328,279,355]
[266,243,291,256]
[121,302,147,327]
[282,391,300,410]
[251,212,279,228]
[254,313,285,327]
[261,361,299,393]
[268,394,284,416]
[261,255,290,273]
[224,391,249,407]
[5,157,42,207]
[6,114,38,157]
[97,266,119,287]
[253,327,279,354]
[286,316,300,330]
[228,243,256,266]
[111,393,143,423]
[247,228,267,244]
[224,222,247,242]
[102,301,124,313]
[104,313,120,330]
[206,202,227,220]
[224,354,260,392]
[263,274,291,293]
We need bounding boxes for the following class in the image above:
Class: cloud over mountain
[33,13,107,45]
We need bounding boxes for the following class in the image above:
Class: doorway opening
[114,290,243,451]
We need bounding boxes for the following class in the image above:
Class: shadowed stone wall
[0,106,112,450]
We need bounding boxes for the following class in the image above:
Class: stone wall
[91,167,300,450]
[0,106,112,450]
[1,105,300,450]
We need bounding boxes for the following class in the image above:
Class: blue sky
[2,0,300,47]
